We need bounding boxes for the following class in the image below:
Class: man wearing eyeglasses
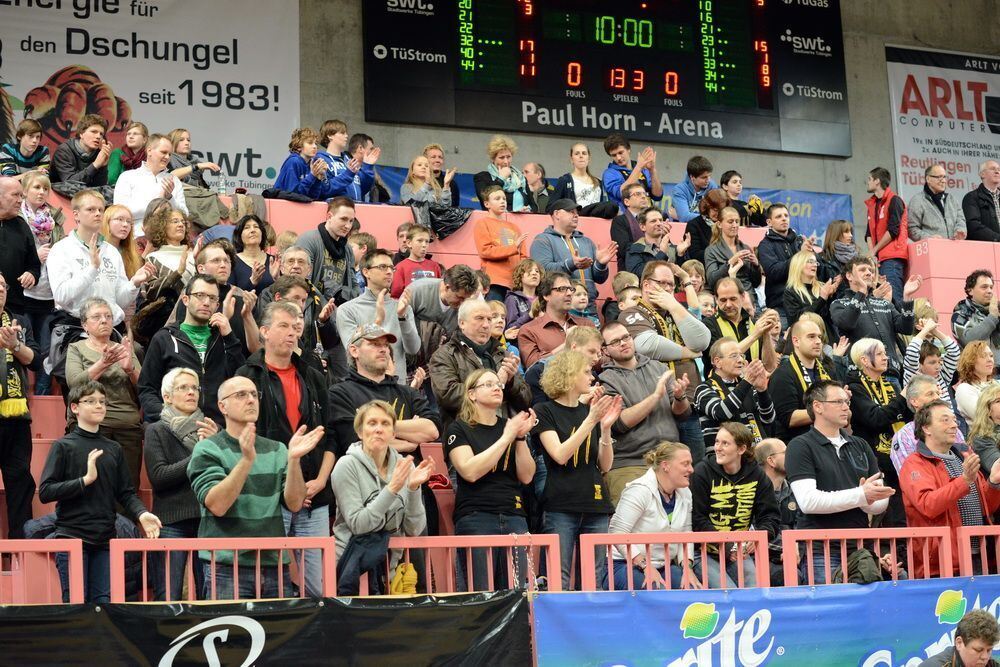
[907,164,967,241]
[138,274,247,424]
[785,379,895,584]
[599,320,690,504]
[516,271,596,369]
[187,375,324,600]
[336,249,419,385]
[0,272,42,538]
[694,337,775,457]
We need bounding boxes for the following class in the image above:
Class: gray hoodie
[331,442,427,561]
[599,354,686,468]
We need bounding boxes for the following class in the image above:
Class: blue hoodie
[602,161,661,212]
[529,226,609,316]
[272,152,324,199]
[315,150,375,201]
[671,176,718,222]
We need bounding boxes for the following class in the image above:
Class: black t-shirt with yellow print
[445,419,526,520]
[532,401,613,515]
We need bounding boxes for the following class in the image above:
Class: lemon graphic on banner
[680,602,720,639]
[935,590,967,625]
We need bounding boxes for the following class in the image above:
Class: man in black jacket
[327,323,441,536]
[610,183,652,269]
[756,203,813,324]
[138,274,246,423]
[0,272,43,538]
[236,301,334,597]
[963,160,1000,242]
[0,176,41,316]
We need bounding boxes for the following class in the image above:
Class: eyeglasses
[173,383,200,394]
[220,389,261,402]
[189,292,220,304]
[647,278,675,290]
[369,264,395,272]
[474,381,504,390]
[926,174,947,180]
[720,353,744,361]
[110,216,132,225]
[86,313,113,322]
[604,333,633,348]
[818,399,851,406]
[550,285,575,293]
[804,259,818,265]
[78,398,107,406]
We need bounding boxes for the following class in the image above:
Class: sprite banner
[533,576,1000,666]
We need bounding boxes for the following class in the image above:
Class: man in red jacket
[900,400,1000,577]
[865,167,909,307]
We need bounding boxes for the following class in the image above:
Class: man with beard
[0,272,42,538]
[694,337,775,456]
[138,274,246,423]
[430,299,531,434]
[599,320,691,503]
[624,207,686,277]
[517,271,595,369]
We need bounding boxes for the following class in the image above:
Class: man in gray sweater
[336,248,420,384]
[598,320,691,505]
[406,265,480,335]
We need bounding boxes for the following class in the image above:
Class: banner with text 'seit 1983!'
[0,0,299,193]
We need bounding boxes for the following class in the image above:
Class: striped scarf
[0,311,27,418]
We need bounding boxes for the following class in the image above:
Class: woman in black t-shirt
[445,369,536,591]
[534,350,623,591]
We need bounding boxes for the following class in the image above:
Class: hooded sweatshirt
[608,468,694,567]
[690,456,780,545]
[46,230,139,325]
[331,442,427,561]
[51,139,107,186]
[756,227,805,309]
[529,226,609,316]
[598,355,683,468]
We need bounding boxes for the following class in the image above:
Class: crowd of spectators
[5,113,1000,602]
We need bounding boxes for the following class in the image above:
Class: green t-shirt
[179,323,211,363]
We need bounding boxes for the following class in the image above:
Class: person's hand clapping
[407,458,436,491]
[860,472,894,504]
[83,448,103,485]
[388,456,412,494]
[962,453,981,485]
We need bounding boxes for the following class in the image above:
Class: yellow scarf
[634,297,680,371]
[859,373,905,454]
[789,353,831,394]
[715,315,760,361]
[0,311,28,418]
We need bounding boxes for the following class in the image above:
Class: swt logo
[780,29,833,57]
[669,602,777,667]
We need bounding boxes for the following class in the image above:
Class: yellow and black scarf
[789,353,831,394]
[715,314,760,362]
[0,311,28,418]
[859,373,905,454]
[709,373,763,442]
[634,297,681,371]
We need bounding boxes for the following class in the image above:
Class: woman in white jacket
[608,441,701,590]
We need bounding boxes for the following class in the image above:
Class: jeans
[543,511,610,591]
[282,505,331,598]
[878,258,905,309]
[152,519,204,601]
[676,412,706,464]
[56,547,110,603]
[201,560,293,600]
[694,551,758,588]
[0,420,35,539]
[25,309,55,394]
[454,512,529,592]
[611,560,685,590]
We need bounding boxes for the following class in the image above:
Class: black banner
[0,591,530,666]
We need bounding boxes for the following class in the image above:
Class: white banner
[0,0,299,193]
[886,44,1000,203]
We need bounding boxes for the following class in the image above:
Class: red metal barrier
[109,537,336,602]
[386,534,562,594]
[956,526,1000,577]
[578,531,771,592]
[782,527,953,585]
[0,539,83,604]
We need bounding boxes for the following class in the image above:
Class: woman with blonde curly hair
[472,134,536,212]
[144,207,195,284]
[534,349,623,590]
[955,340,998,424]
[969,383,1000,478]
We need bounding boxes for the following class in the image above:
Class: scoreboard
[363,0,851,156]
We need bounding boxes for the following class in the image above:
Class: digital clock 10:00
[592,16,654,47]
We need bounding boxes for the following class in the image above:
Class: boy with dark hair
[393,221,414,265]
[39,380,161,602]
[0,118,50,178]
[51,114,112,193]
[600,133,662,213]
[391,225,443,298]
[671,155,718,222]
